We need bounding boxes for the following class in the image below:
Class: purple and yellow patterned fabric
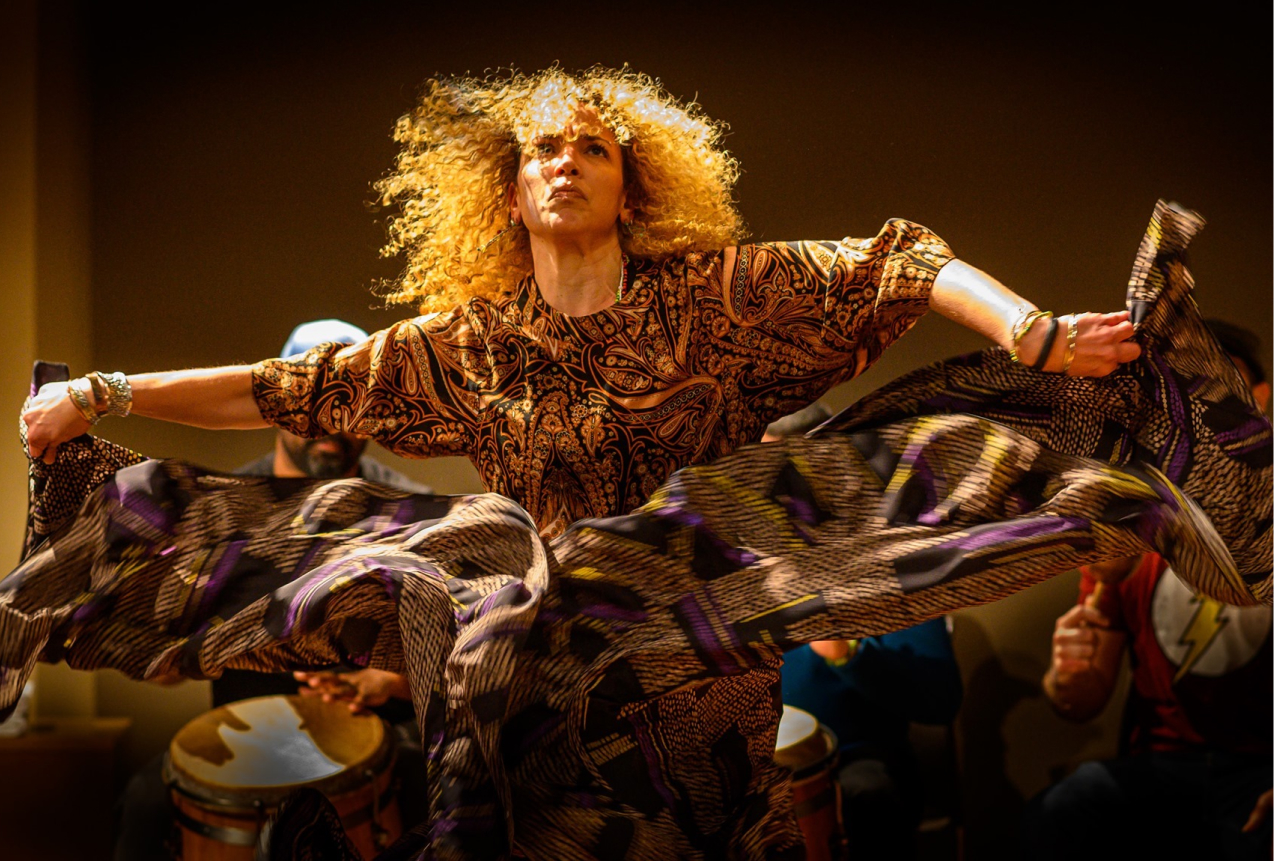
[1,202,1269,860]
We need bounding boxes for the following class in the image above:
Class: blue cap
[280,319,370,359]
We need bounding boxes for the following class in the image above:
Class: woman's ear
[618,189,633,227]
[507,182,521,225]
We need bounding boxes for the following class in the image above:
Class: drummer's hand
[147,670,186,687]
[294,668,411,714]
[1050,603,1109,683]
[1019,311,1140,377]
[22,381,93,464]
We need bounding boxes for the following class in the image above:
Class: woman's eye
[587,143,608,156]
[535,142,554,155]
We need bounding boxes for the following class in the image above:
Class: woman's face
[511,110,630,245]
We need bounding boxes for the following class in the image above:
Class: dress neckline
[515,258,647,327]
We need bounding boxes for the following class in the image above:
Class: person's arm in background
[1041,556,1136,722]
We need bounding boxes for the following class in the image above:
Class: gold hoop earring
[479,217,519,255]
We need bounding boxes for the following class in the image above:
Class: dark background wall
[12,2,1270,858]
[84,2,1271,485]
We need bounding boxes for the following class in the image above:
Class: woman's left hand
[1020,311,1141,376]
[929,261,1140,378]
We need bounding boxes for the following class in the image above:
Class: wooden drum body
[775,705,843,861]
[164,694,401,860]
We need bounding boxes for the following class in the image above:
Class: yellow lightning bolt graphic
[1173,596,1228,684]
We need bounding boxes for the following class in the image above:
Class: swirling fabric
[1,202,1269,861]
[252,221,951,538]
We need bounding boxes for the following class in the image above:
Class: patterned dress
[251,220,951,538]
[2,203,1270,861]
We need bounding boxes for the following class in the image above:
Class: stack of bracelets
[1009,309,1079,373]
[65,371,133,425]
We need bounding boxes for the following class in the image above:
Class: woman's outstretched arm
[23,365,264,464]
[930,259,1141,375]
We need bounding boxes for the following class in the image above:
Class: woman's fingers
[1114,340,1142,364]
[1101,318,1135,342]
[21,382,92,464]
[1065,310,1142,377]
[25,424,53,462]
[1094,309,1130,326]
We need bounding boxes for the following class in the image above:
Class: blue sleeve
[821,618,963,725]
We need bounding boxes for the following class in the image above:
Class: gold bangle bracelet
[1010,309,1052,365]
[1061,314,1079,373]
[87,372,109,409]
[66,381,100,425]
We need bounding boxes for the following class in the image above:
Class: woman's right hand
[22,381,93,464]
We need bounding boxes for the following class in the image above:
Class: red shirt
[1080,555,1272,755]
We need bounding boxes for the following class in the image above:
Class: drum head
[168,694,390,808]
[774,705,835,773]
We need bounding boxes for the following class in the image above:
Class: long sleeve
[690,219,954,434]
[251,310,487,459]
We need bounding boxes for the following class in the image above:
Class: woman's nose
[554,146,579,175]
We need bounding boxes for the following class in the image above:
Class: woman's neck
[529,235,625,316]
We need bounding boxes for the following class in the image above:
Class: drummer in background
[114,320,431,861]
[1020,322,1272,861]
[767,403,964,861]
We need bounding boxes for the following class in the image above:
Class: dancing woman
[23,69,1136,495]
[10,69,1268,859]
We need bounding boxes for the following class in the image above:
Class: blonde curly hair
[375,67,745,313]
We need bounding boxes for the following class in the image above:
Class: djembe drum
[775,704,844,861]
[164,694,400,860]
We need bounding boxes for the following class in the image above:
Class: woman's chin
[533,218,618,242]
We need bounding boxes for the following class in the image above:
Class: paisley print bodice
[252,220,952,536]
